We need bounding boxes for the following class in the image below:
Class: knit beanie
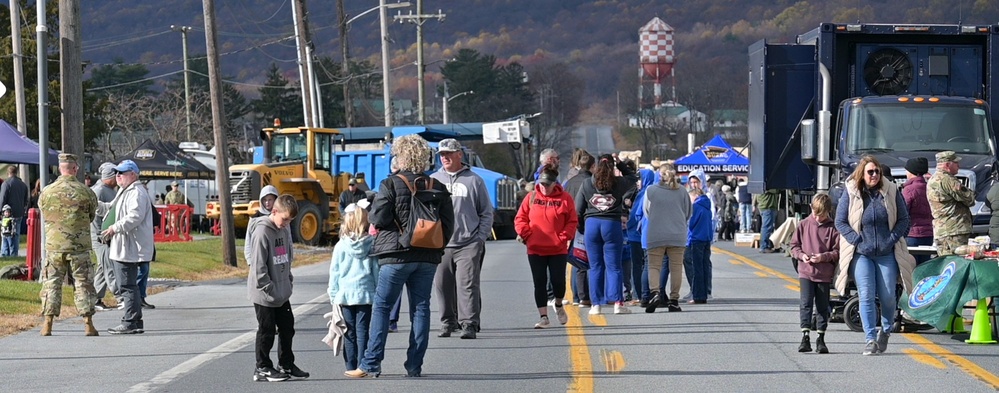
[904,157,928,176]
[99,162,117,181]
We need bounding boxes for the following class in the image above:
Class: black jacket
[0,176,30,218]
[574,176,634,224]
[369,171,454,265]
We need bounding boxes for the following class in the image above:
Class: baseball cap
[438,138,462,153]
[115,159,140,174]
[348,178,357,185]
[538,171,558,185]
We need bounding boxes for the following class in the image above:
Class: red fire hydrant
[25,208,40,281]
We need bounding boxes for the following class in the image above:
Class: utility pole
[9,0,29,181]
[35,0,49,274]
[202,0,237,267]
[171,25,192,141]
[337,0,353,127]
[291,0,314,127]
[380,0,392,126]
[395,0,444,124]
[59,0,84,180]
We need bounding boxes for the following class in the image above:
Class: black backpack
[395,174,447,249]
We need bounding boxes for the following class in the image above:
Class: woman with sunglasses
[834,155,916,356]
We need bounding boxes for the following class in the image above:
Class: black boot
[646,291,661,313]
[798,333,812,353]
[815,333,828,354]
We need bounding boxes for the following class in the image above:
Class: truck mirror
[800,119,816,164]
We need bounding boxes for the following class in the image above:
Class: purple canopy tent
[0,120,59,165]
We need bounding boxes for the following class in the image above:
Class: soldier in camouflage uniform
[927,151,975,255]
[38,153,99,336]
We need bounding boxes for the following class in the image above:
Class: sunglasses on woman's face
[866,169,881,176]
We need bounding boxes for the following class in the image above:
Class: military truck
[749,23,999,232]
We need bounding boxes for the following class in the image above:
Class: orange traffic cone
[964,299,996,345]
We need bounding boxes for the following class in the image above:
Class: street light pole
[171,25,192,141]
[443,90,473,124]
[343,2,411,128]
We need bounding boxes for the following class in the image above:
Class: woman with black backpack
[574,154,636,315]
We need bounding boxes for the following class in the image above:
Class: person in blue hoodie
[625,168,656,305]
[328,203,379,373]
[686,187,713,304]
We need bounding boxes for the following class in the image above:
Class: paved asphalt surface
[3,239,999,392]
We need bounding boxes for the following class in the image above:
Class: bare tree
[90,90,217,163]
[629,107,690,161]
[528,61,585,171]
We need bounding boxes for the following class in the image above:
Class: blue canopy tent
[675,135,749,174]
[0,119,59,165]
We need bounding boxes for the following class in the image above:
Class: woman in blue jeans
[834,155,916,356]
[574,154,636,315]
[346,134,455,378]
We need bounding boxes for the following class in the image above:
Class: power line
[86,70,185,91]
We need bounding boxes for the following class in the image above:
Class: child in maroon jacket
[789,194,840,354]
[514,166,578,328]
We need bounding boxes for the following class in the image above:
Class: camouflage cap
[58,153,78,164]
[936,150,962,163]
[437,138,462,153]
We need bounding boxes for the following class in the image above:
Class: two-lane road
[3,240,999,392]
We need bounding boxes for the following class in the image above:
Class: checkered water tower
[639,17,675,107]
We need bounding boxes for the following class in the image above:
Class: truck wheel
[292,201,323,246]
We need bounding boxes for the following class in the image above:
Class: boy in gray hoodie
[247,194,308,382]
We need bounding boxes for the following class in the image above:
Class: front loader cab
[254,122,342,245]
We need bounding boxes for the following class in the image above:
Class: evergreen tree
[251,63,302,126]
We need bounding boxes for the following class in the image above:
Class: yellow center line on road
[902,333,999,389]
[565,267,594,393]
[600,349,626,374]
[713,247,799,287]
[714,247,999,389]
[901,348,947,369]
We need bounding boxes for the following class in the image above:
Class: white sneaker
[547,299,557,307]
[554,305,568,325]
[562,299,571,305]
[614,303,632,314]
[681,292,692,301]
[588,305,601,315]
[534,316,550,329]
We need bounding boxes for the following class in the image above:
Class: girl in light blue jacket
[328,203,379,373]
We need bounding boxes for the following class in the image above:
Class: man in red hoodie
[515,166,578,329]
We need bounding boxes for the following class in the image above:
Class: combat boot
[84,315,99,336]
[40,316,54,336]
